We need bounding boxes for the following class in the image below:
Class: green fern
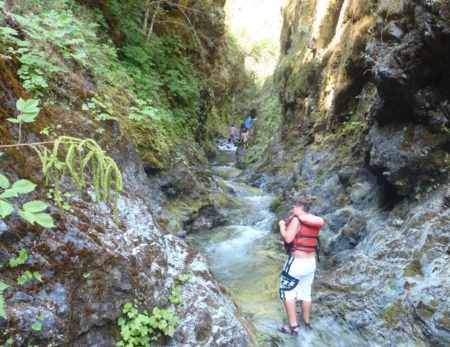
[33,136,122,218]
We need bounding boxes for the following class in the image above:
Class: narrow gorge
[0,0,449,346]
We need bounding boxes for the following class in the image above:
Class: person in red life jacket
[278,197,325,335]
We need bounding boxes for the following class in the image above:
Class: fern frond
[33,136,123,222]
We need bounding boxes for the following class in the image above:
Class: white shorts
[279,256,316,302]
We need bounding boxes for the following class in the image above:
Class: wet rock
[10,306,57,342]
[175,230,187,238]
[9,292,34,304]
[349,182,372,203]
[323,208,367,252]
[235,160,247,170]
[371,66,413,124]
[366,124,448,197]
[0,219,19,243]
[444,186,450,207]
[73,326,117,347]
[185,206,228,232]
[0,219,8,236]
[160,163,208,199]
[383,22,405,41]
[38,283,67,317]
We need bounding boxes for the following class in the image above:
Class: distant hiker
[228,124,237,143]
[244,109,256,135]
[278,197,325,335]
[240,128,250,145]
[235,127,250,157]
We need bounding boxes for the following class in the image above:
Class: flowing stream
[187,145,373,347]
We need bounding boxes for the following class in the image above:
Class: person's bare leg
[283,300,298,327]
[301,300,312,323]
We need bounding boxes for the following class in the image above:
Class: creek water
[187,146,373,347]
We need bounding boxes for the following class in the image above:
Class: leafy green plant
[31,321,42,331]
[31,315,45,331]
[0,280,8,320]
[0,7,100,95]
[0,24,63,96]
[256,332,265,344]
[6,98,40,144]
[117,303,179,347]
[9,249,28,268]
[40,124,62,139]
[0,174,55,228]
[168,285,183,304]
[177,273,192,283]
[82,96,118,121]
[47,188,71,211]
[341,120,365,134]
[17,270,42,285]
[168,273,192,304]
[1,337,14,347]
[128,99,161,122]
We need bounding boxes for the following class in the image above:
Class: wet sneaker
[303,322,313,330]
[278,324,300,336]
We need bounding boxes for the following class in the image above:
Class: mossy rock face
[269,195,283,213]
[184,206,228,233]
[210,190,229,209]
[403,258,422,277]
[380,302,404,327]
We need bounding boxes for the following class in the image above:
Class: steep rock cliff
[258,0,449,345]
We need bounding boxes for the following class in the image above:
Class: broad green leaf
[33,213,55,228]
[11,179,36,194]
[20,99,39,114]
[16,98,26,111]
[6,118,20,123]
[18,210,36,224]
[20,113,38,123]
[0,189,19,199]
[0,200,14,218]
[31,321,42,331]
[9,249,28,268]
[33,271,42,282]
[17,271,33,285]
[0,280,8,291]
[23,200,48,213]
[0,173,9,189]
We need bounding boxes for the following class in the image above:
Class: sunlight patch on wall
[224,0,283,85]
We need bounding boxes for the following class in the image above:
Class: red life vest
[284,214,325,254]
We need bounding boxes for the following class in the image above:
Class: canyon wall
[257,0,450,345]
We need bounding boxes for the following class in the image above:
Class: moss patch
[379,302,404,326]
[270,195,283,213]
[403,258,422,277]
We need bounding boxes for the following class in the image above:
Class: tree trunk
[146,0,161,42]
[143,0,152,30]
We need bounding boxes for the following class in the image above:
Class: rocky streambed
[186,145,373,346]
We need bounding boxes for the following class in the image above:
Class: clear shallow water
[188,156,373,346]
